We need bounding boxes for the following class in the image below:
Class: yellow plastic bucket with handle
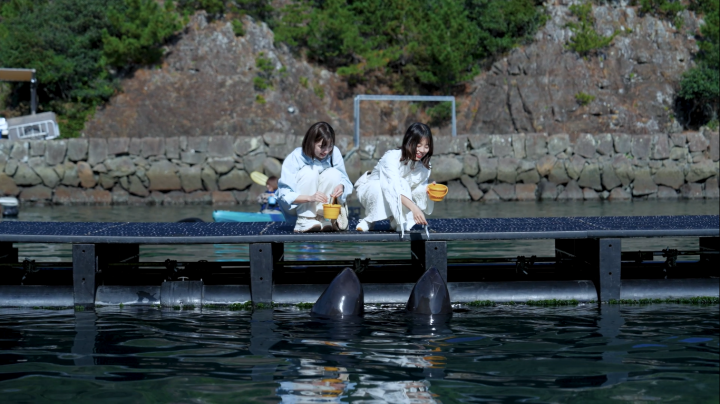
[323,196,341,219]
[427,184,448,201]
[323,204,341,219]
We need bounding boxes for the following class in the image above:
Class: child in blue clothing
[257,176,281,213]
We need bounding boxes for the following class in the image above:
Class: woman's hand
[296,193,328,204]
[411,206,427,226]
[311,192,329,203]
[330,184,344,199]
[426,181,436,195]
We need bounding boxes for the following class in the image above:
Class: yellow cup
[323,204,341,219]
[427,184,448,201]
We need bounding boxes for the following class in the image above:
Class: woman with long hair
[355,122,435,236]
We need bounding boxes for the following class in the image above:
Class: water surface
[1,201,718,402]
[0,304,717,403]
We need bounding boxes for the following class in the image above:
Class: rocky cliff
[84,3,703,138]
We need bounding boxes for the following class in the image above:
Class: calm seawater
[0,304,717,403]
[1,201,718,402]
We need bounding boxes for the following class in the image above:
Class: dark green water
[1,200,718,402]
[0,304,717,403]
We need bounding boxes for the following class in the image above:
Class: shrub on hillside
[0,0,182,137]
[274,0,546,94]
[565,2,618,56]
[677,0,719,128]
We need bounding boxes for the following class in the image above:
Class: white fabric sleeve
[411,171,434,215]
[277,148,304,206]
[330,146,354,204]
[377,150,413,226]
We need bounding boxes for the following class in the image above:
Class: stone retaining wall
[1,130,718,206]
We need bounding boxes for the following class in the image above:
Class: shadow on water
[0,304,717,402]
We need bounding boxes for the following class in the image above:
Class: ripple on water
[0,304,717,402]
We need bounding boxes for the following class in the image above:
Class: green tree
[275,0,544,93]
[414,0,480,91]
[102,0,183,68]
[0,0,183,137]
[467,0,547,59]
[678,0,719,127]
[0,0,119,104]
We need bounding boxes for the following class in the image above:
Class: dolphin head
[312,268,364,319]
[406,267,452,316]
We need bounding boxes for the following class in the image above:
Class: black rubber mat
[0,215,717,244]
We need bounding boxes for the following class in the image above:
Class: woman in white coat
[355,122,435,235]
[277,122,353,232]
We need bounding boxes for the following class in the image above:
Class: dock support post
[0,242,18,263]
[73,244,97,308]
[596,239,622,302]
[555,238,621,302]
[249,243,282,305]
[411,240,448,282]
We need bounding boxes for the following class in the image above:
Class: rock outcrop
[83,3,703,138]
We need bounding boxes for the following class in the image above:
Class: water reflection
[250,309,279,382]
[72,311,97,368]
[0,302,717,402]
[350,378,438,403]
[598,305,628,387]
[277,361,353,403]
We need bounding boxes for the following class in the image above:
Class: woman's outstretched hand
[330,184,344,199]
[425,181,437,195]
[412,206,427,226]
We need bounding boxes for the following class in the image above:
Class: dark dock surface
[0,215,717,307]
[0,215,717,244]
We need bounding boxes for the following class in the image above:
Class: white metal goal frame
[353,95,456,148]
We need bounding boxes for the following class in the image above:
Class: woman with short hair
[277,122,353,232]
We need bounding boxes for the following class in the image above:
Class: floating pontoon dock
[0,216,717,308]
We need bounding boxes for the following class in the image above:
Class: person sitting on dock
[257,176,281,214]
[277,122,353,233]
[355,122,435,235]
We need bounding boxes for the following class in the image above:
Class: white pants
[295,165,343,218]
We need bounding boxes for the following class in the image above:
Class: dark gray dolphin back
[406,267,452,315]
[311,268,364,318]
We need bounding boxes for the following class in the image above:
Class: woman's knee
[320,167,342,182]
[296,165,319,182]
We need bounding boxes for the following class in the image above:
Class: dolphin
[312,268,364,318]
[406,267,452,315]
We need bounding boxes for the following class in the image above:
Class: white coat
[355,149,433,232]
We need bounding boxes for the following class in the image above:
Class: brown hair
[266,176,278,190]
[399,122,433,169]
[302,122,335,159]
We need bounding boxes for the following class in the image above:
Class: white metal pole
[354,96,360,148]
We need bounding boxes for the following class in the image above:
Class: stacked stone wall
[1,130,717,206]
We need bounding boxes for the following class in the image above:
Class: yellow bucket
[323,204,341,219]
[427,184,448,201]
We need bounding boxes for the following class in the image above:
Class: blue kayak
[212,210,284,222]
